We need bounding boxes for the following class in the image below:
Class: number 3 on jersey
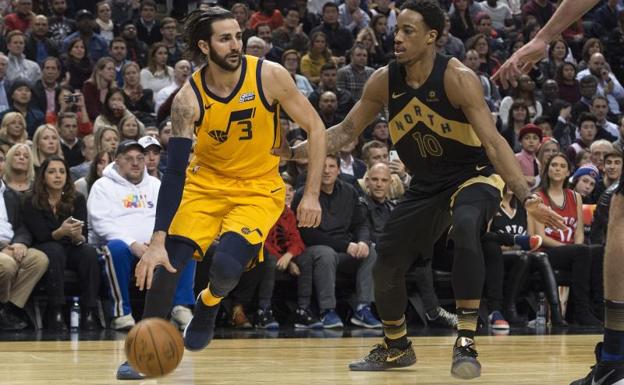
[208,108,256,143]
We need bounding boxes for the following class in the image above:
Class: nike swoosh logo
[592,369,615,385]
[270,187,282,193]
[392,92,406,99]
[476,165,487,171]
[386,352,407,362]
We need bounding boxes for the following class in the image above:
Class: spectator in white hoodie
[87,140,196,331]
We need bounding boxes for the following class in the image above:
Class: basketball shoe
[349,341,417,371]
[183,294,220,351]
[451,337,481,379]
[570,343,624,385]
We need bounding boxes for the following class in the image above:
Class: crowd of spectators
[0,0,622,332]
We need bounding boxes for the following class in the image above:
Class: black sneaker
[426,307,458,329]
[294,307,323,329]
[349,341,417,371]
[255,308,279,330]
[183,294,220,351]
[570,342,624,385]
[451,337,481,379]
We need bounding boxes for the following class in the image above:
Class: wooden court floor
[0,334,601,384]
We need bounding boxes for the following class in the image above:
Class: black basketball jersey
[388,53,494,195]
[491,201,528,237]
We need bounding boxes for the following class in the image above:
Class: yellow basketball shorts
[168,165,285,262]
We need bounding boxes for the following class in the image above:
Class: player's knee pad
[209,232,261,296]
[450,205,482,249]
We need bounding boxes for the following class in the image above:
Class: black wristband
[522,193,537,207]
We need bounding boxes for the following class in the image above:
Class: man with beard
[47,0,76,46]
[115,7,327,380]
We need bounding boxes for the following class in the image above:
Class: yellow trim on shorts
[450,174,505,207]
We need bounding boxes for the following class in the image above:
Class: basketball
[124,318,184,377]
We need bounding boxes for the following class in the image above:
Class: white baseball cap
[138,136,162,151]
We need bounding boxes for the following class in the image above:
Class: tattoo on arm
[171,102,195,139]
[292,117,357,158]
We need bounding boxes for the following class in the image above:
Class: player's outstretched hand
[297,193,322,228]
[525,195,567,230]
[135,242,177,291]
[491,37,547,89]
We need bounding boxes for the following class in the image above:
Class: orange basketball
[124,318,184,377]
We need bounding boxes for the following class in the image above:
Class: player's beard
[209,49,242,72]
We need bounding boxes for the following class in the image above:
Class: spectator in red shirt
[249,0,283,30]
[4,0,34,33]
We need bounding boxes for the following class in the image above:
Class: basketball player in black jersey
[495,0,624,382]
[276,0,564,379]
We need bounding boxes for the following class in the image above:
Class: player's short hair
[400,0,445,41]
[183,7,235,63]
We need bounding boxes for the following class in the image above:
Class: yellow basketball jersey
[188,55,281,178]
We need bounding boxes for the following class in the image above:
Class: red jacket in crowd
[264,206,305,260]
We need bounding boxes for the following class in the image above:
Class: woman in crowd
[121,62,154,118]
[531,153,602,326]
[118,115,143,141]
[0,112,29,153]
[482,186,566,328]
[539,38,572,80]
[82,57,117,121]
[95,1,116,44]
[94,88,144,134]
[578,38,607,72]
[22,156,101,331]
[139,43,174,95]
[63,38,93,92]
[3,143,35,194]
[501,99,530,152]
[449,0,476,41]
[300,31,332,85]
[355,27,387,69]
[370,14,393,61]
[94,126,119,154]
[555,62,581,104]
[537,137,560,167]
[281,50,314,97]
[31,124,63,170]
[465,33,500,76]
[74,151,111,200]
[499,74,543,127]
[46,86,92,136]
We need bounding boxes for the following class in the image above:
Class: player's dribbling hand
[491,37,547,89]
[524,195,567,231]
[297,193,322,227]
[135,242,177,291]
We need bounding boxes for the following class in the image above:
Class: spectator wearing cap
[88,140,196,331]
[570,163,599,203]
[138,135,161,179]
[120,20,149,68]
[370,117,392,148]
[0,79,45,138]
[62,9,108,63]
[5,30,41,85]
[515,123,543,189]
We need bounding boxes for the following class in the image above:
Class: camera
[64,94,80,104]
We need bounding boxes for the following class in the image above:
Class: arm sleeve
[153,137,193,232]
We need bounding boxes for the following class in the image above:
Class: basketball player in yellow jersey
[115,7,326,378]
